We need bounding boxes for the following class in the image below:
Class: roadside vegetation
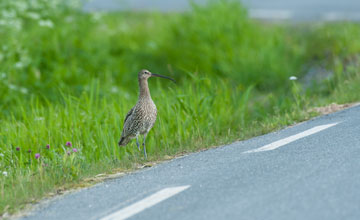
[1,0,360,216]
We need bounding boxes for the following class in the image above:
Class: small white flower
[111,86,118,93]
[123,92,130,99]
[39,19,54,28]
[35,117,44,121]
[8,84,17,90]
[27,12,41,20]
[15,62,23,69]
[14,1,28,12]
[7,19,22,30]
[289,76,298,81]
[91,12,103,21]
[2,10,16,19]
[2,171,7,176]
[20,87,28,94]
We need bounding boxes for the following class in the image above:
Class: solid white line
[249,9,293,20]
[244,122,339,153]
[100,185,190,220]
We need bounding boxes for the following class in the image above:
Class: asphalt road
[21,104,360,220]
[83,0,360,21]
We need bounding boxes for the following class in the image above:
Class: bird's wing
[124,106,135,125]
[120,106,135,138]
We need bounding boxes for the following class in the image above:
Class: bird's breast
[134,99,157,133]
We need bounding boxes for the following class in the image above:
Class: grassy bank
[1,0,360,216]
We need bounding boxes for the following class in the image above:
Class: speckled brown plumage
[118,69,175,158]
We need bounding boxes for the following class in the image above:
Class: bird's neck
[139,78,151,100]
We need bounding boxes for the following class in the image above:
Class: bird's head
[138,69,175,82]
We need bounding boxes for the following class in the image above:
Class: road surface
[83,0,360,21]
[21,104,360,220]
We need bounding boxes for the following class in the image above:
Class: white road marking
[100,185,190,220]
[244,122,339,153]
[249,9,293,20]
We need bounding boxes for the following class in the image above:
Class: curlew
[118,69,175,158]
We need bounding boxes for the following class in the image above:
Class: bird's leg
[143,133,147,159]
[136,134,140,151]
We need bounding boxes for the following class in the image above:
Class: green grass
[1,0,360,216]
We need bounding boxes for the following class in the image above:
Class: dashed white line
[100,185,190,220]
[249,9,293,20]
[244,122,339,153]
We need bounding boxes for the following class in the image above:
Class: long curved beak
[151,73,176,83]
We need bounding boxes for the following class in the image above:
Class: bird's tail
[118,136,131,146]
